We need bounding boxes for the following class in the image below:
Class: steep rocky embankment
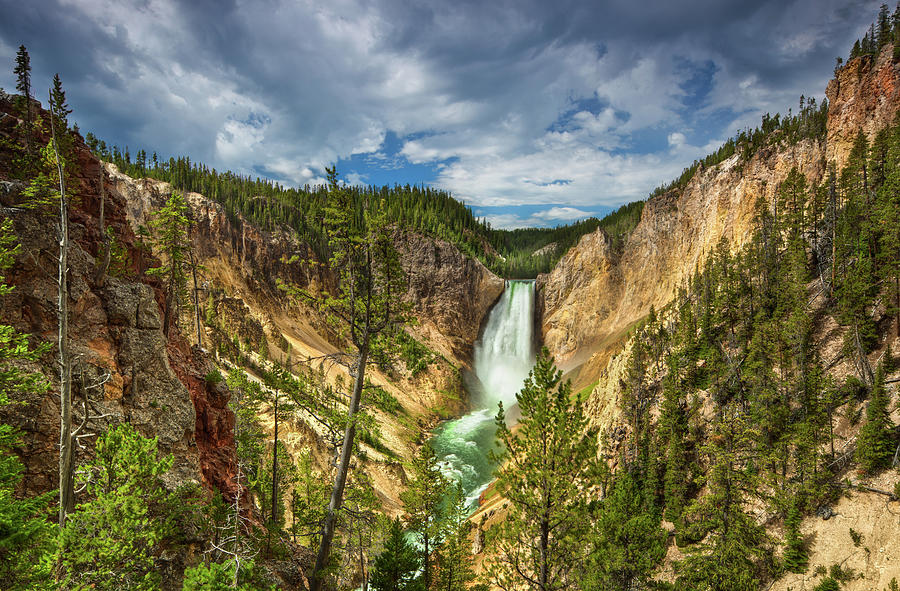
[397,231,504,362]
[538,139,825,387]
[0,105,236,502]
[826,43,900,171]
[104,163,502,512]
[538,44,900,393]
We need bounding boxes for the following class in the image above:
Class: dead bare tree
[49,92,74,526]
[209,374,258,586]
[188,247,203,348]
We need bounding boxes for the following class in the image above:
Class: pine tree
[291,449,329,547]
[877,138,900,338]
[854,364,895,474]
[285,168,411,590]
[49,74,74,158]
[836,131,878,385]
[400,443,448,589]
[58,424,177,590]
[50,73,72,131]
[435,485,478,591]
[182,560,255,591]
[879,3,893,47]
[660,355,691,522]
[486,348,601,591]
[370,519,421,591]
[580,472,667,590]
[782,503,808,573]
[13,45,32,155]
[675,405,773,590]
[147,191,191,337]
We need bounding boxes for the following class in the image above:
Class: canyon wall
[103,163,503,514]
[0,122,235,500]
[538,139,825,387]
[538,45,900,391]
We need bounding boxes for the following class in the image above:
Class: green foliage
[581,472,668,590]
[290,449,329,547]
[783,504,808,574]
[365,384,402,415]
[814,577,841,591]
[182,560,254,591]
[105,226,130,277]
[396,331,435,376]
[12,45,32,160]
[49,74,74,160]
[205,369,223,386]
[400,443,448,589]
[58,423,177,591]
[829,563,857,583]
[435,484,479,591]
[370,518,421,591]
[845,3,900,62]
[0,219,54,590]
[13,46,30,106]
[147,191,191,336]
[486,348,602,591]
[20,142,65,209]
[854,364,896,474]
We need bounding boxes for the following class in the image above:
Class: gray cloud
[0,0,882,214]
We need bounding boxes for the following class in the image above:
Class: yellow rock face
[538,140,825,389]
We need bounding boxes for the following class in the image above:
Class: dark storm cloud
[0,0,883,218]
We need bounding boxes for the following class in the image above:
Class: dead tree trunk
[50,96,74,526]
[189,248,202,348]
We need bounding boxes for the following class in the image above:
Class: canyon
[1,30,900,591]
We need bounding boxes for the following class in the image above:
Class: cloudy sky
[0,0,882,228]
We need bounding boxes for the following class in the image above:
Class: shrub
[205,369,224,386]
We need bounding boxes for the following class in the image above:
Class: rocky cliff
[539,45,900,391]
[538,139,825,387]
[0,111,236,500]
[826,43,900,171]
[397,231,504,363]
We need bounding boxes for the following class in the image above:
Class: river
[429,280,536,509]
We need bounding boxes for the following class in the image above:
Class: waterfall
[430,280,536,508]
[472,280,536,410]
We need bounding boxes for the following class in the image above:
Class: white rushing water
[430,280,536,508]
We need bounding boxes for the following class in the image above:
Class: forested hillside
[601,123,900,587]
[82,138,644,278]
[522,7,900,589]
